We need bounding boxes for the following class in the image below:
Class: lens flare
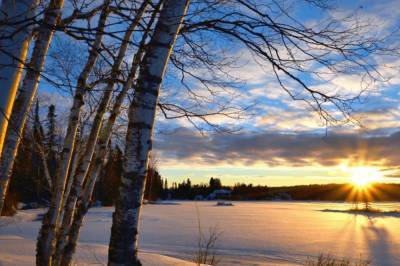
[349,167,382,188]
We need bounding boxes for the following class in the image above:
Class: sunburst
[349,167,382,189]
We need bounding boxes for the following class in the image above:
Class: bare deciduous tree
[54,4,162,264]
[0,0,38,212]
[0,0,63,214]
[52,2,151,264]
[36,1,112,264]
[108,0,190,265]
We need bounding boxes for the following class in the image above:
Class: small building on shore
[207,189,232,200]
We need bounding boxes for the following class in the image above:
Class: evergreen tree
[45,104,57,178]
[32,99,50,201]
[95,146,123,206]
[144,167,163,201]
[33,99,45,144]
[209,177,222,191]
[46,105,56,150]
[163,179,168,198]
[7,112,51,208]
[3,126,34,215]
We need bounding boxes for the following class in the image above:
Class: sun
[349,167,382,188]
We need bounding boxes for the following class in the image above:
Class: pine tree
[2,126,33,215]
[33,99,44,145]
[95,146,123,206]
[46,104,57,179]
[144,167,164,201]
[32,100,44,198]
[209,177,222,191]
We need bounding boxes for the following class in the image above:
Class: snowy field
[1,201,400,265]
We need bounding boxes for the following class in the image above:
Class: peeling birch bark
[108,1,190,265]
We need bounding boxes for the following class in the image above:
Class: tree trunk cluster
[0,0,188,265]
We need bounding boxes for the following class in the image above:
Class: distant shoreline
[147,199,400,203]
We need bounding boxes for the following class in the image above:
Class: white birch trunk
[52,3,149,264]
[36,2,110,265]
[59,65,137,266]
[108,1,190,264]
[0,0,37,154]
[57,13,157,262]
[58,160,104,266]
[0,0,63,215]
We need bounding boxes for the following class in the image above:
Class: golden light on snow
[349,166,383,188]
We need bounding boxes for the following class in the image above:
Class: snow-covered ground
[1,201,400,265]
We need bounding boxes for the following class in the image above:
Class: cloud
[155,127,400,168]
[255,105,324,131]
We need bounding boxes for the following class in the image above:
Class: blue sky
[153,0,400,186]
[38,0,400,186]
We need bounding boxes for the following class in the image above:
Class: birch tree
[36,1,112,264]
[0,0,38,212]
[108,0,190,264]
[0,0,64,214]
[56,9,160,264]
[0,0,111,215]
[52,1,151,263]
[0,0,37,149]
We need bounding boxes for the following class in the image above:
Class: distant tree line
[3,100,171,211]
[95,175,400,202]
[268,183,400,202]
[7,117,400,216]
[164,181,400,202]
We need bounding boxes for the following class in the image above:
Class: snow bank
[0,238,205,266]
[0,208,205,265]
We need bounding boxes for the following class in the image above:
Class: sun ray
[343,166,384,207]
[349,167,382,189]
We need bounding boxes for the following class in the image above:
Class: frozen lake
[1,201,400,265]
[138,201,400,265]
